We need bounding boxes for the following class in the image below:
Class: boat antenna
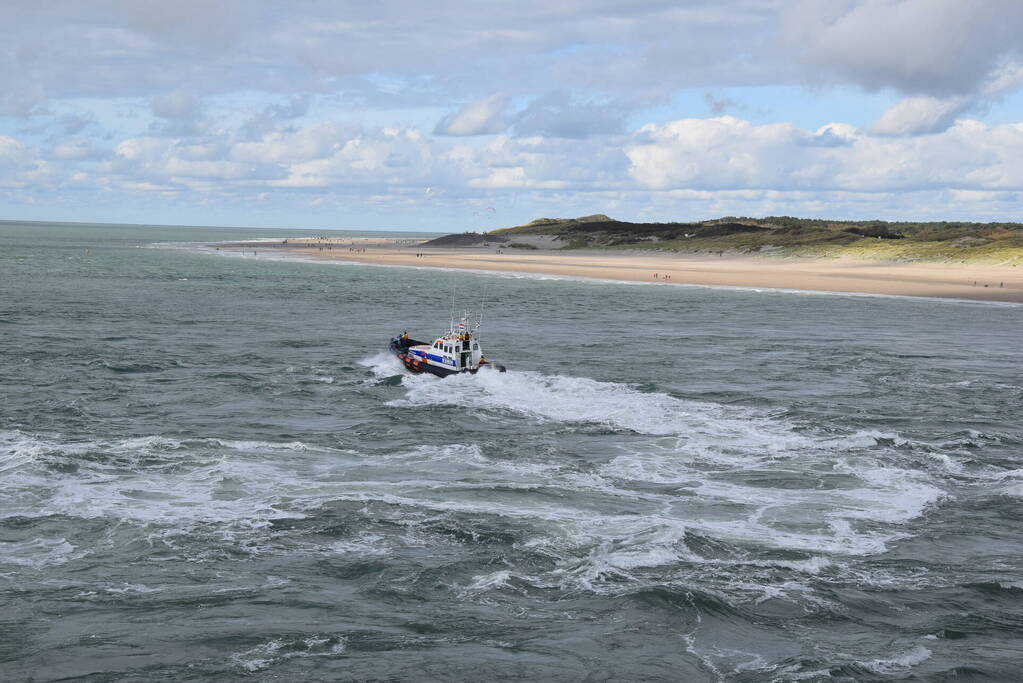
[477,281,488,341]
[449,274,457,333]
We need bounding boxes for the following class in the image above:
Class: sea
[2,220,1022,682]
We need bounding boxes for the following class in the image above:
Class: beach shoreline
[213,237,1023,303]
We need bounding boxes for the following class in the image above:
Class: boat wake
[353,366,957,594]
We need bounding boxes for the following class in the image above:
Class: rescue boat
[390,312,505,377]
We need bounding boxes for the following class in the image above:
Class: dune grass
[489,215,1023,264]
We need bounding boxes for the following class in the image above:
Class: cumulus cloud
[147,90,212,137]
[435,95,511,136]
[8,110,1023,224]
[626,116,1023,193]
[0,136,31,172]
[4,1,1023,224]
[106,136,277,187]
[42,113,1023,201]
[270,128,455,189]
[0,135,54,188]
[872,96,973,136]
[435,92,630,139]
[627,117,812,190]
[230,122,359,164]
[238,96,310,140]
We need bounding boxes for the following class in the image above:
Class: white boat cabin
[407,326,485,372]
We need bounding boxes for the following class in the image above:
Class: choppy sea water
[2,221,1022,681]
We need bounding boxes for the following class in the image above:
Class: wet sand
[227,237,1023,303]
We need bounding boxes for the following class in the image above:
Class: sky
[2,0,1023,232]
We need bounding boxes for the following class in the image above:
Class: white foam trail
[863,644,932,675]
[211,438,330,452]
[0,431,340,527]
[392,369,810,457]
[836,465,947,523]
[0,399,954,595]
[383,370,952,564]
[328,533,389,556]
[548,524,699,591]
[460,570,517,597]
[359,351,404,378]
[0,537,81,568]
[392,370,945,539]
[102,583,163,595]
[231,635,347,672]
[599,452,944,555]
[992,469,1023,497]
[384,368,957,560]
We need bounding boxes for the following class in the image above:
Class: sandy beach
[225,237,1023,303]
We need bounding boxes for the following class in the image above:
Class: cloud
[704,91,742,115]
[151,91,200,119]
[872,96,973,136]
[4,2,1023,225]
[230,122,358,164]
[238,96,311,140]
[512,92,626,138]
[106,136,276,186]
[782,0,1023,96]
[0,2,808,119]
[9,110,1023,216]
[627,116,1023,193]
[435,92,629,139]
[108,0,263,49]
[626,117,809,190]
[0,136,30,166]
[52,139,98,160]
[148,90,211,137]
[47,112,1023,202]
[0,135,54,188]
[435,95,511,136]
[984,62,1023,95]
[5,0,1022,125]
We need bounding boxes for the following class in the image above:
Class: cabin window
[472,343,478,350]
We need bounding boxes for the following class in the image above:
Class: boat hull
[390,337,504,376]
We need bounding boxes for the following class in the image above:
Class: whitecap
[231,635,347,672]
[358,351,405,379]
[863,644,932,675]
[0,537,80,568]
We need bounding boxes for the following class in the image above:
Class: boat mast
[448,276,457,335]
[477,282,488,344]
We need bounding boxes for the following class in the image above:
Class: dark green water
[1,221,1022,681]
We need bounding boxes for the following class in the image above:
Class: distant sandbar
[213,237,1023,304]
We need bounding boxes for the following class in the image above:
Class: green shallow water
[1,221,1022,681]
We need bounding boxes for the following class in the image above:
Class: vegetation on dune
[486,215,1023,263]
[423,232,509,247]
